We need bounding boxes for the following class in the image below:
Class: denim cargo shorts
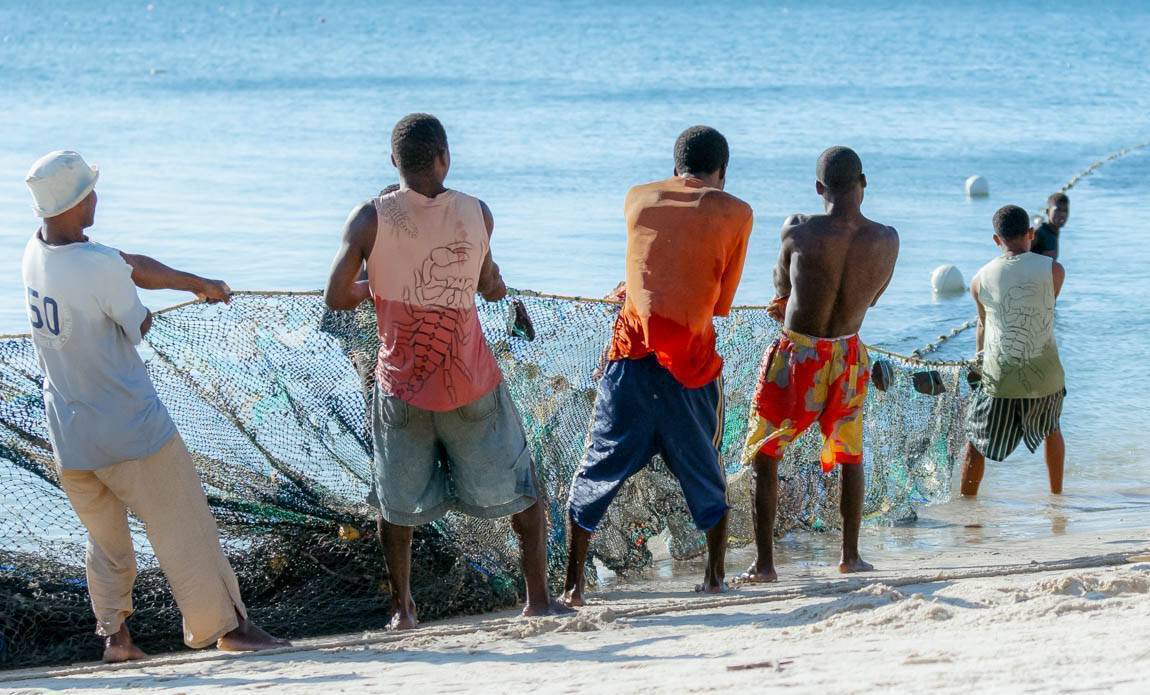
[370,381,537,526]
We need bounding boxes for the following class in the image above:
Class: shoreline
[5,526,1148,692]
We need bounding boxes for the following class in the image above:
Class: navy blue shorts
[567,356,729,532]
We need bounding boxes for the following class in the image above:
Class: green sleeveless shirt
[974,252,1064,398]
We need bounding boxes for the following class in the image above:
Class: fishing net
[0,291,970,669]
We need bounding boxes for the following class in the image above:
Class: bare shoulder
[780,213,813,241]
[783,213,812,227]
[477,198,495,235]
[344,200,377,243]
[866,220,900,250]
[347,200,376,226]
[866,219,898,238]
[883,224,900,251]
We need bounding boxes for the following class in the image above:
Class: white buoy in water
[965,175,989,197]
[931,264,965,294]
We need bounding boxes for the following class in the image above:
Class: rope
[912,138,1150,358]
[907,320,978,361]
[2,288,967,366]
[1060,141,1150,194]
[6,141,1145,355]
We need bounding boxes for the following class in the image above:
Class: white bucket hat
[25,150,100,218]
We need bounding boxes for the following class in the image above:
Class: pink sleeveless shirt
[367,188,502,412]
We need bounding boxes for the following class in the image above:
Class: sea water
[1,0,1148,551]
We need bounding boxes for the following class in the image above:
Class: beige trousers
[58,434,247,649]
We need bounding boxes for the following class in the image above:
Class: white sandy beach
[3,526,1148,695]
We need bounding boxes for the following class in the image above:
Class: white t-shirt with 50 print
[21,233,175,470]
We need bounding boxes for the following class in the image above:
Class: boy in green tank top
[961,205,1067,497]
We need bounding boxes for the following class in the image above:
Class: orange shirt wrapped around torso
[605,177,753,389]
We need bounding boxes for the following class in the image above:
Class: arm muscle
[774,218,800,299]
[324,202,376,310]
[870,229,900,307]
[971,277,986,353]
[119,252,229,302]
[476,200,507,302]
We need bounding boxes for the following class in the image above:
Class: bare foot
[103,627,147,663]
[838,557,875,574]
[560,588,586,608]
[387,603,419,630]
[217,618,292,652]
[733,566,778,585]
[522,598,576,617]
[693,581,732,595]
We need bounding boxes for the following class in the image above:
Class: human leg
[838,463,873,573]
[1044,429,1065,494]
[370,385,446,628]
[740,451,780,582]
[654,371,731,593]
[440,384,568,615]
[961,441,986,497]
[376,513,417,629]
[58,468,147,662]
[696,510,730,594]
[739,335,824,581]
[563,359,658,603]
[963,389,1024,498]
[1019,391,1066,496]
[562,521,593,607]
[98,435,287,650]
[511,493,572,616]
[817,338,872,573]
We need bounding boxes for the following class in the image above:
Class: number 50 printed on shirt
[27,288,72,348]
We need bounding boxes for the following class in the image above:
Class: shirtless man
[740,146,899,581]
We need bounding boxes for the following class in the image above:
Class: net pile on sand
[0,291,970,668]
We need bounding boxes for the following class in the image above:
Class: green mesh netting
[0,291,969,669]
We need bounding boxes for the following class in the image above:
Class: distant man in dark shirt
[1031,192,1069,260]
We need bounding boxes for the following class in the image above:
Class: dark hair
[673,126,729,176]
[391,113,448,174]
[816,146,863,194]
[993,204,1031,240]
[1047,192,1069,208]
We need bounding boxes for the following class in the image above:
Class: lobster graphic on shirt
[987,281,1054,393]
[389,242,478,403]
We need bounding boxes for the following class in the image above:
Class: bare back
[776,213,899,338]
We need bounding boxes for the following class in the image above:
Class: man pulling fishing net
[324,113,569,629]
[562,125,753,602]
[740,146,900,582]
[19,151,289,662]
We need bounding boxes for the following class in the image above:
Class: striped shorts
[965,387,1065,462]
